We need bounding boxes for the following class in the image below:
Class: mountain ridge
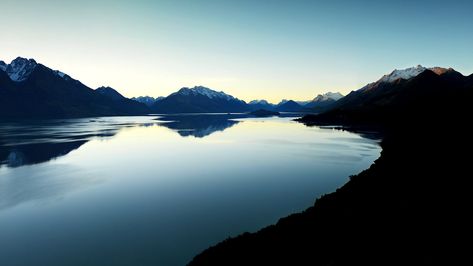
[150,86,250,113]
[0,57,150,118]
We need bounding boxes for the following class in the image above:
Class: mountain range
[0,57,149,118]
[1,57,345,117]
[6,56,460,120]
[309,65,471,125]
[131,96,164,106]
[149,86,250,113]
[247,92,344,112]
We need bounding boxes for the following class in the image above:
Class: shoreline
[188,114,471,265]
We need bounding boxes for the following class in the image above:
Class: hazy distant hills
[247,92,344,113]
[0,57,149,118]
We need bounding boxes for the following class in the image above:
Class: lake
[0,115,381,266]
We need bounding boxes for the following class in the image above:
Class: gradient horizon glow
[1,0,472,103]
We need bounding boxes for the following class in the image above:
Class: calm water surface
[0,115,381,266]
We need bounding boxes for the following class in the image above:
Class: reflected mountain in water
[156,113,302,138]
[156,114,241,138]
[0,117,156,168]
[0,141,87,168]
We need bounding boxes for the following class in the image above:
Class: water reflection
[156,114,240,138]
[0,116,381,266]
[0,164,100,210]
[155,113,301,138]
[0,117,157,168]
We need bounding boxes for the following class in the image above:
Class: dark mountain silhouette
[307,68,468,126]
[0,57,150,118]
[0,141,87,168]
[248,100,275,111]
[189,67,473,265]
[95,86,150,114]
[274,100,303,112]
[96,86,126,101]
[151,86,250,113]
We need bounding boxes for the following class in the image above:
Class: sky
[1,0,472,103]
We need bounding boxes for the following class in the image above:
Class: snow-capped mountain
[329,65,465,113]
[151,86,249,113]
[4,57,38,82]
[132,96,164,106]
[312,92,344,102]
[304,92,344,111]
[358,65,463,94]
[377,65,458,84]
[0,57,70,82]
[379,65,427,83]
[173,86,236,101]
[0,56,150,118]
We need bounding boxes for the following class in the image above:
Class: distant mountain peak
[249,99,270,105]
[132,96,164,106]
[276,99,299,106]
[274,100,303,112]
[429,67,455,75]
[152,86,249,113]
[96,86,126,101]
[0,56,72,82]
[312,92,344,102]
[379,65,427,83]
[175,86,236,101]
[377,65,461,85]
[4,57,38,82]
[278,99,289,105]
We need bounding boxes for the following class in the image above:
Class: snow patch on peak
[5,57,37,82]
[313,92,344,102]
[379,65,427,83]
[54,70,66,78]
[324,92,344,100]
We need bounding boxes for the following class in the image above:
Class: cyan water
[0,115,381,266]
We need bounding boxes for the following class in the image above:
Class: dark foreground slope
[189,71,473,265]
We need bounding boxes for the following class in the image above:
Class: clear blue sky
[1,0,472,102]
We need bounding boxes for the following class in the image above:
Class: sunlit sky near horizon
[1,0,472,103]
